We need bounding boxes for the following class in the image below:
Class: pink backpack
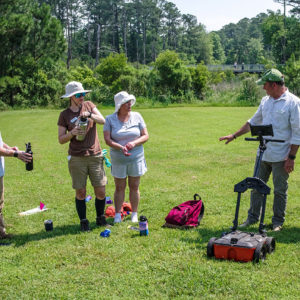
[164,194,204,228]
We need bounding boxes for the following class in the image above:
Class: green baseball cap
[256,68,284,85]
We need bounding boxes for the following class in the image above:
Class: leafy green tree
[209,32,225,64]
[189,62,209,98]
[262,12,300,63]
[274,0,300,17]
[68,65,102,89]
[111,67,150,96]
[247,38,264,63]
[179,14,212,64]
[238,76,261,104]
[152,50,191,98]
[94,53,131,85]
[146,0,163,62]
[39,0,215,66]
[0,0,66,107]
[217,14,268,64]
[161,1,181,50]
[284,54,300,95]
[262,12,286,63]
[38,0,82,68]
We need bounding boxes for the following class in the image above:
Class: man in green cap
[219,68,300,231]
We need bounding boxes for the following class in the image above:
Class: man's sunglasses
[75,92,86,98]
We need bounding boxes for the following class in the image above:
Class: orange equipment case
[208,230,275,263]
[207,125,282,263]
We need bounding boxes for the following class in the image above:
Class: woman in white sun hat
[57,81,108,232]
[103,91,149,223]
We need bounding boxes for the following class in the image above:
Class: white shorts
[111,158,147,179]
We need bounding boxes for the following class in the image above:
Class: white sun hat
[114,91,136,112]
[61,81,92,98]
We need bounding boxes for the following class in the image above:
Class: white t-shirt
[249,89,300,162]
[103,112,146,162]
[0,132,5,177]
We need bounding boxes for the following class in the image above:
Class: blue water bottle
[100,229,111,237]
[139,216,149,236]
[105,196,113,205]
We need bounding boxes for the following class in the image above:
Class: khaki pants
[0,176,6,235]
[68,154,107,189]
[248,161,289,227]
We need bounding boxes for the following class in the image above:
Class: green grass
[0,107,300,299]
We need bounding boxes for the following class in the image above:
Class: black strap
[193,193,201,200]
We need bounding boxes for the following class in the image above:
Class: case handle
[193,193,201,200]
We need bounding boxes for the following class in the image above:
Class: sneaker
[80,219,90,232]
[96,215,108,226]
[114,213,122,223]
[239,219,257,228]
[131,212,138,223]
[273,225,282,232]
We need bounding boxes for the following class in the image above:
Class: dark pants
[248,161,289,226]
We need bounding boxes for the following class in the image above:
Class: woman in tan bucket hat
[57,81,108,232]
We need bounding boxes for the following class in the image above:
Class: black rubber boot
[80,219,90,232]
[96,215,108,226]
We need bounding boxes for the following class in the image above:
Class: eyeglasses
[75,92,86,98]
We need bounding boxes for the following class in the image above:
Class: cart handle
[245,137,284,143]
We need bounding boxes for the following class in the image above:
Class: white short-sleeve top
[103,112,146,162]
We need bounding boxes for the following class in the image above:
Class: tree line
[36,0,300,66]
[37,0,212,67]
[1,0,300,109]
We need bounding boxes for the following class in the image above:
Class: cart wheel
[266,237,276,253]
[253,242,267,263]
[207,237,217,257]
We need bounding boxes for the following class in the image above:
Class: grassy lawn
[0,107,300,299]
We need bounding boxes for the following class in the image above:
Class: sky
[169,0,286,32]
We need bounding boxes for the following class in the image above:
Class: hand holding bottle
[25,142,33,171]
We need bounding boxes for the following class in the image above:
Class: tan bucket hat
[61,81,91,98]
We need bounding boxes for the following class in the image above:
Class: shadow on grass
[12,224,80,247]
[269,226,300,244]
[9,220,114,247]
[178,227,225,249]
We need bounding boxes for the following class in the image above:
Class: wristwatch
[13,151,18,157]
[89,111,92,118]
[288,154,296,160]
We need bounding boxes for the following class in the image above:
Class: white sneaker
[114,213,122,223]
[273,225,282,232]
[131,212,138,223]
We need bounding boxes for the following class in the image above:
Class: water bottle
[85,195,92,203]
[44,220,53,231]
[105,196,113,205]
[100,229,111,237]
[139,216,149,236]
[25,142,33,171]
[76,117,88,141]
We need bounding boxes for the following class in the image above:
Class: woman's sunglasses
[75,92,86,98]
